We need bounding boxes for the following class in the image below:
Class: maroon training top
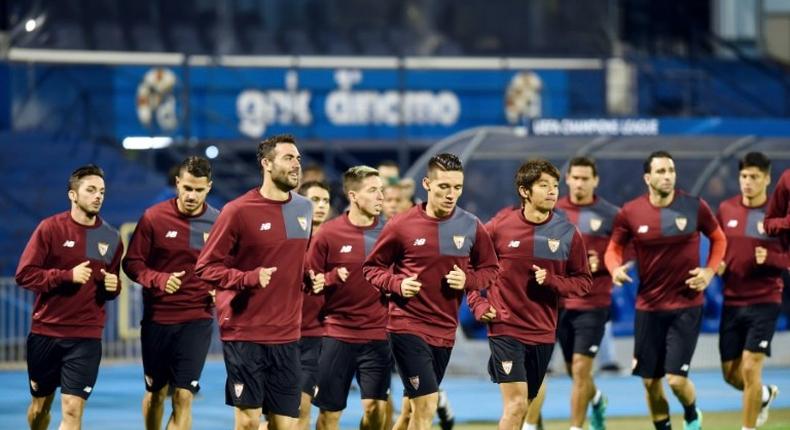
[765,169,790,249]
[16,211,123,339]
[363,203,499,347]
[717,195,786,306]
[307,213,387,342]
[123,198,218,324]
[196,189,313,344]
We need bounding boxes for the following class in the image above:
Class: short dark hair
[256,134,297,166]
[68,164,104,192]
[178,156,212,180]
[643,151,673,173]
[567,156,597,177]
[298,180,330,196]
[738,151,771,173]
[515,159,560,194]
[427,153,463,175]
[343,165,380,194]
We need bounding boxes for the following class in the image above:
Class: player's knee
[641,377,663,394]
[236,412,260,430]
[410,396,438,418]
[571,357,592,379]
[28,397,52,421]
[61,396,84,421]
[740,358,762,383]
[503,396,528,418]
[319,409,342,425]
[172,388,193,409]
[666,374,686,391]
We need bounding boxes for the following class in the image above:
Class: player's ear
[422,177,431,192]
[67,189,76,203]
[517,185,529,200]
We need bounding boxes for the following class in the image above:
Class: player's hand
[755,246,768,265]
[72,261,92,284]
[209,289,216,303]
[587,250,600,273]
[164,270,185,294]
[717,261,726,276]
[337,267,350,283]
[611,262,634,286]
[479,305,497,322]
[532,265,547,285]
[685,267,714,291]
[400,275,422,297]
[258,267,277,288]
[101,269,118,292]
[309,270,326,294]
[445,264,466,290]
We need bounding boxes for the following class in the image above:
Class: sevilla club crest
[674,217,687,231]
[757,220,765,235]
[547,238,560,253]
[297,217,308,231]
[409,376,420,390]
[589,218,602,232]
[453,235,465,249]
[97,242,109,256]
[501,360,513,375]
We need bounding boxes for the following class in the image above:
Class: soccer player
[363,153,499,430]
[764,168,790,249]
[383,184,406,219]
[123,156,218,430]
[604,151,727,430]
[307,166,391,430]
[195,134,324,430]
[555,157,618,430]
[296,180,332,430]
[716,152,783,430]
[16,164,123,430]
[468,159,592,430]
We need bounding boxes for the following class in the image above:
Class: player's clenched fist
[755,246,767,265]
[258,267,277,288]
[445,264,466,290]
[101,269,118,292]
[400,274,422,297]
[479,305,497,322]
[165,271,186,294]
[532,264,547,285]
[72,260,92,284]
[336,267,350,283]
[309,270,326,294]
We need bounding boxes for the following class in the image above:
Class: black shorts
[488,336,553,400]
[390,333,451,399]
[141,319,213,393]
[557,307,609,363]
[633,306,702,378]
[223,341,301,417]
[299,336,323,396]
[26,333,102,400]
[313,337,392,411]
[719,303,781,362]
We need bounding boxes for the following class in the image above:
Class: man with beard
[364,153,499,430]
[604,151,727,430]
[716,152,782,430]
[468,159,592,430]
[123,156,219,430]
[308,166,391,430]
[196,134,325,430]
[16,164,123,430]
[555,157,618,430]
[296,179,332,430]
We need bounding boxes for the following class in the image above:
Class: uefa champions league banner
[116,65,603,139]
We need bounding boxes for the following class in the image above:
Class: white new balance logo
[165,230,178,238]
[637,225,649,233]
[339,245,353,253]
[413,238,426,246]
[260,223,271,231]
[62,240,75,248]
[508,240,520,248]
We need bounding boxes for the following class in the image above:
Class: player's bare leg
[168,387,194,430]
[569,354,597,428]
[235,406,263,430]
[642,378,670,422]
[297,392,313,430]
[27,393,54,430]
[60,393,86,430]
[407,392,438,430]
[499,382,528,430]
[522,380,546,430]
[393,396,410,430]
[143,384,168,430]
[360,399,388,430]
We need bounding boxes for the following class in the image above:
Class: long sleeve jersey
[195,189,312,343]
[363,204,499,347]
[15,212,123,338]
[307,213,387,342]
[469,209,592,344]
[123,199,218,324]
[765,169,790,249]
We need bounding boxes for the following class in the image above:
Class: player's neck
[570,194,594,205]
[348,208,375,227]
[522,205,550,224]
[741,193,767,208]
[259,180,290,201]
[648,189,674,207]
[176,199,203,216]
[425,201,452,219]
[70,207,97,226]
[312,223,321,234]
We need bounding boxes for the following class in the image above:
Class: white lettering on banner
[237,70,312,138]
[530,118,659,136]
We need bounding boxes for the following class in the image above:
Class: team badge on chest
[453,235,465,249]
[675,217,687,231]
[589,218,602,232]
[97,242,109,256]
[547,238,560,253]
[757,220,765,235]
[297,217,308,231]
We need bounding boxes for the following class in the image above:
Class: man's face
[423,169,464,217]
[176,171,211,214]
[523,172,559,212]
[644,157,676,197]
[264,143,301,191]
[382,186,405,218]
[350,175,384,217]
[739,166,770,200]
[70,175,105,217]
[377,165,400,183]
[566,166,598,201]
[305,186,331,225]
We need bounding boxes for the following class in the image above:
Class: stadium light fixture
[25,19,37,32]
[122,136,173,150]
[205,145,219,159]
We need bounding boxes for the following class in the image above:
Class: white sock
[762,385,770,403]
[570,427,584,430]
[522,423,537,430]
[592,389,602,405]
